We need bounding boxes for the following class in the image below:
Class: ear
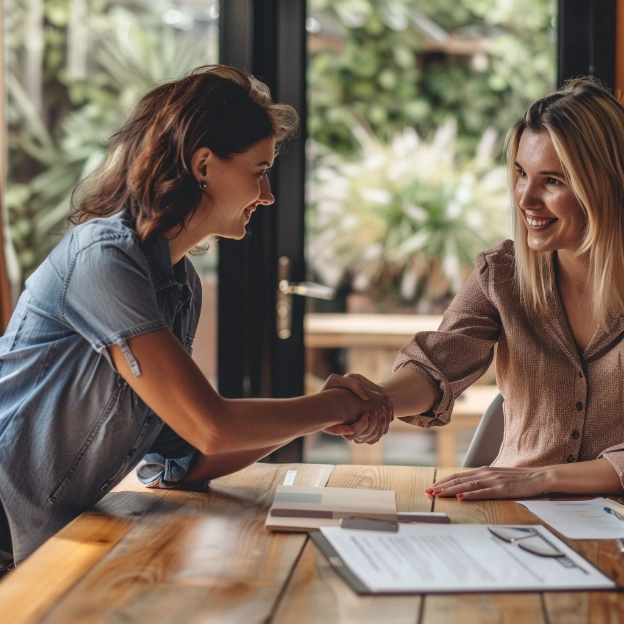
[191,147,213,180]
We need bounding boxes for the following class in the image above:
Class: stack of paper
[517,498,624,539]
[265,485,396,531]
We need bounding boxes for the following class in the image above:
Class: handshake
[320,373,394,445]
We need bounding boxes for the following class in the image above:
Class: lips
[525,214,557,229]
[244,206,256,220]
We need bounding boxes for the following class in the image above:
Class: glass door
[303,0,558,466]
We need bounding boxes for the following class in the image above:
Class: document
[517,498,624,539]
[315,524,616,593]
[266,485,396,531]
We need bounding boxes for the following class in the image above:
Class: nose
[258,176,275,206]
[516,177,540,211]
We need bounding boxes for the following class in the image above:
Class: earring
[199,180,207,191]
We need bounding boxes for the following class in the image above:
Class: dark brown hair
[70,65,299,240]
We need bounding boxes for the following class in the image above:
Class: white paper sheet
[320,524,616,593]
[517,498,624,539]
[282,470,297,486]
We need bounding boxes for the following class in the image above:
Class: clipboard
[310,524,621,595]
[310,531,370,594]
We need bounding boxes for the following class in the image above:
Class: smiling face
[514,130,586,257]
[195,135,276,240]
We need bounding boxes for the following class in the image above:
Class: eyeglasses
[488,526,565,558]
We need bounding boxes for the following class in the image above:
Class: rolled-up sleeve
[597,445,624,488]
[393,251,502,427]
[136,424,207,491]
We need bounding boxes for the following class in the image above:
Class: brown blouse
[393,240,624,485]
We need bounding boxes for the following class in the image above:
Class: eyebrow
[514,161,565,177]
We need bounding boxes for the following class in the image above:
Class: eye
[515,168,526,178]
[545,177,561,186]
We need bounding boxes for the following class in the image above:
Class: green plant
[308,0,556,157]
[307,121,510,311]
[6,3,217,276]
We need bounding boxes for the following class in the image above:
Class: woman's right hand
[322,374,394,443]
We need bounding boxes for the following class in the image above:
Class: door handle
[277,256,336,339]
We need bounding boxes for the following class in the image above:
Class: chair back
[461,393,505,468]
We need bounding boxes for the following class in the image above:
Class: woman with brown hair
[0,65,391,566]
[336,76,624,500]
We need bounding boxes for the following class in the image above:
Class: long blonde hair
[505,77,624,327]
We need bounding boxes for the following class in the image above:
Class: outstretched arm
[108,328,392,458]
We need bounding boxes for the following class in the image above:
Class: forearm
[109,330,369,456]
[540,458,623,495]
[213,389,362,453]
[379,367,436,418]
[183,444,284,482]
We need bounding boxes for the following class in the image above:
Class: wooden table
[2,463,623,623]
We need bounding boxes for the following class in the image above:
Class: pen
[604,506,624,521]
[603,507,624,552]
[270,509,450,523]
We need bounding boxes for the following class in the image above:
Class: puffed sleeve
[393,250,502,428]
[60,232,168,376]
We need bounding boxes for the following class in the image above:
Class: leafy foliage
[6,1,217,275]
[307,122,509,311]
[308,0,556,157]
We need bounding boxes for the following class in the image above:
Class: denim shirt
[0,209,202,562]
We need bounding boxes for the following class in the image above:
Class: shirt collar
[142,235,189,291]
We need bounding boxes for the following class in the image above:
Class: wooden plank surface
[0,471,168,624]
[12,463,333,624]
[272,465,435,624]
[5,465,624,624]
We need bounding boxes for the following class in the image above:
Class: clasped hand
[321,373,394,444]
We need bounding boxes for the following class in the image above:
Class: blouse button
[575,401,583,411]
[567,455,576,463]
[571,430,580,440]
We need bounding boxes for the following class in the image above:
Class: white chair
[461,393,505,468]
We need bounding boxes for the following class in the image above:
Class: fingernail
[457,493,463,499]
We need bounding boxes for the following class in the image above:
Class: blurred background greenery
[5,0,218,276]
[306,0,555,310]
[5,0,555,314]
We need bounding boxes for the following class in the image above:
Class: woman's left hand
[426,466,551,500]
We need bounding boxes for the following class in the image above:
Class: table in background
[1,463,623,624]
[305,314,499,465]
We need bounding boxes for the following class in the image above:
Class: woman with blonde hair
[0,65,391,566]
[337,76,624,499]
